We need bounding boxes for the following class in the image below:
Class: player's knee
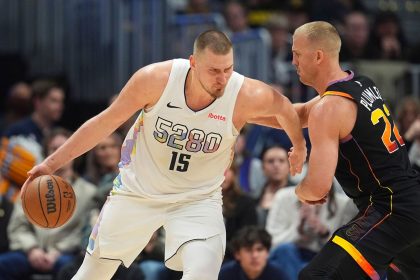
[181,255,220,280]
[182,263,219,280]
[72,253,121,280]
[180,236,223,280]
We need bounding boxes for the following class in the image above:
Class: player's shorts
[86,187,226,271]
[328,203,420,278]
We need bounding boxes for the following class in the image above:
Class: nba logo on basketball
[45,178,57,214]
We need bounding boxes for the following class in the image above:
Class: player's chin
[211,90,224,99]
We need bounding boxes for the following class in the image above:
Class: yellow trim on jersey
[332,235,380,280]
[322,91,354,99]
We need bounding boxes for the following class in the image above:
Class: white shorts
[86,189,226,271]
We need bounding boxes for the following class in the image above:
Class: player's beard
[199,78,225,99]
[209,88,224,99]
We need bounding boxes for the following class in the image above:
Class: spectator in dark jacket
[222,164,258,260]
[219,226,289,280]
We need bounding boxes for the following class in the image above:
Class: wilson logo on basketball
[45,179,56,214]
[208,113,226,121]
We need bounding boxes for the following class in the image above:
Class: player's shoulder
[136,59,173,80]
[240,77,268,94]
[129,60,174,94]
[311,95,352,124]
[238,77,277,106]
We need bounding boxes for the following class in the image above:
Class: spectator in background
[224,1,251,34]
[219,226,289,280]
[309,0,366,27]
[405,117,420,171]
[3,79,65,145]
[84,132,122,208]
[266,187,357,279]
[286,6,309,34]
[0,196,13,254]
[409,40,420,64]
[266,14,293,88]
[257,145,291,226]
[371,11,408,60]
[396,96,420,150]
[0,82,32,134]
[172,0,223,15]
[0,80,65,208]
[185,0,211,14]
[0,128,96,279]
[222,164,258,260]
[340,11,375,61]
[234,133,265,198]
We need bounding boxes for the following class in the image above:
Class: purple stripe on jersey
[340,134,353,143]
[328,71,354,86]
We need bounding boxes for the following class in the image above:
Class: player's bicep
[306,105,340,190]
[247,82,289,118]
[103,66,160,126]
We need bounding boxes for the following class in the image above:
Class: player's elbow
[298,180,331,201]
[312,184,331,200]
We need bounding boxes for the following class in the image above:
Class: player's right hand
[21,163,54,198]
[27,162,54,179]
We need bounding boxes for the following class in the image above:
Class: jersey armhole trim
[228,73,244,137]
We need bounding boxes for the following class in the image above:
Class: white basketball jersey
[114,59,244,202]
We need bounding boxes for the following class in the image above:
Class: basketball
[22,175,76,228]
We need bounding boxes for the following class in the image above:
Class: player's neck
[314,65,348,95]
[185,71,216,111]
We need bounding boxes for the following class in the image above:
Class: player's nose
[217,74,227,85]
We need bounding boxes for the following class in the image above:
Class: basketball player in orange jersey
[25,30,307,280]
[275,21,420,279]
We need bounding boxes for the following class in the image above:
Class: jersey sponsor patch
[208,113,226,121]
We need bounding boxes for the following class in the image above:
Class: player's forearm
[293,103,309,128]
[276,100,306,148]
[293,96,321,128]
[44,111,123,172]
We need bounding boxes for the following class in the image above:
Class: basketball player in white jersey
[25,30,306,280]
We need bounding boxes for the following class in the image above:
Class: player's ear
[189,55,195,69]
[316,50,323,64]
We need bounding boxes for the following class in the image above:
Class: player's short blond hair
[294,21,341,56]
[193,30,233,55]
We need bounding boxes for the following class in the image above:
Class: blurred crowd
[0,0,419,279]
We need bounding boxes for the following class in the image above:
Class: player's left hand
[288,145,307,176]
